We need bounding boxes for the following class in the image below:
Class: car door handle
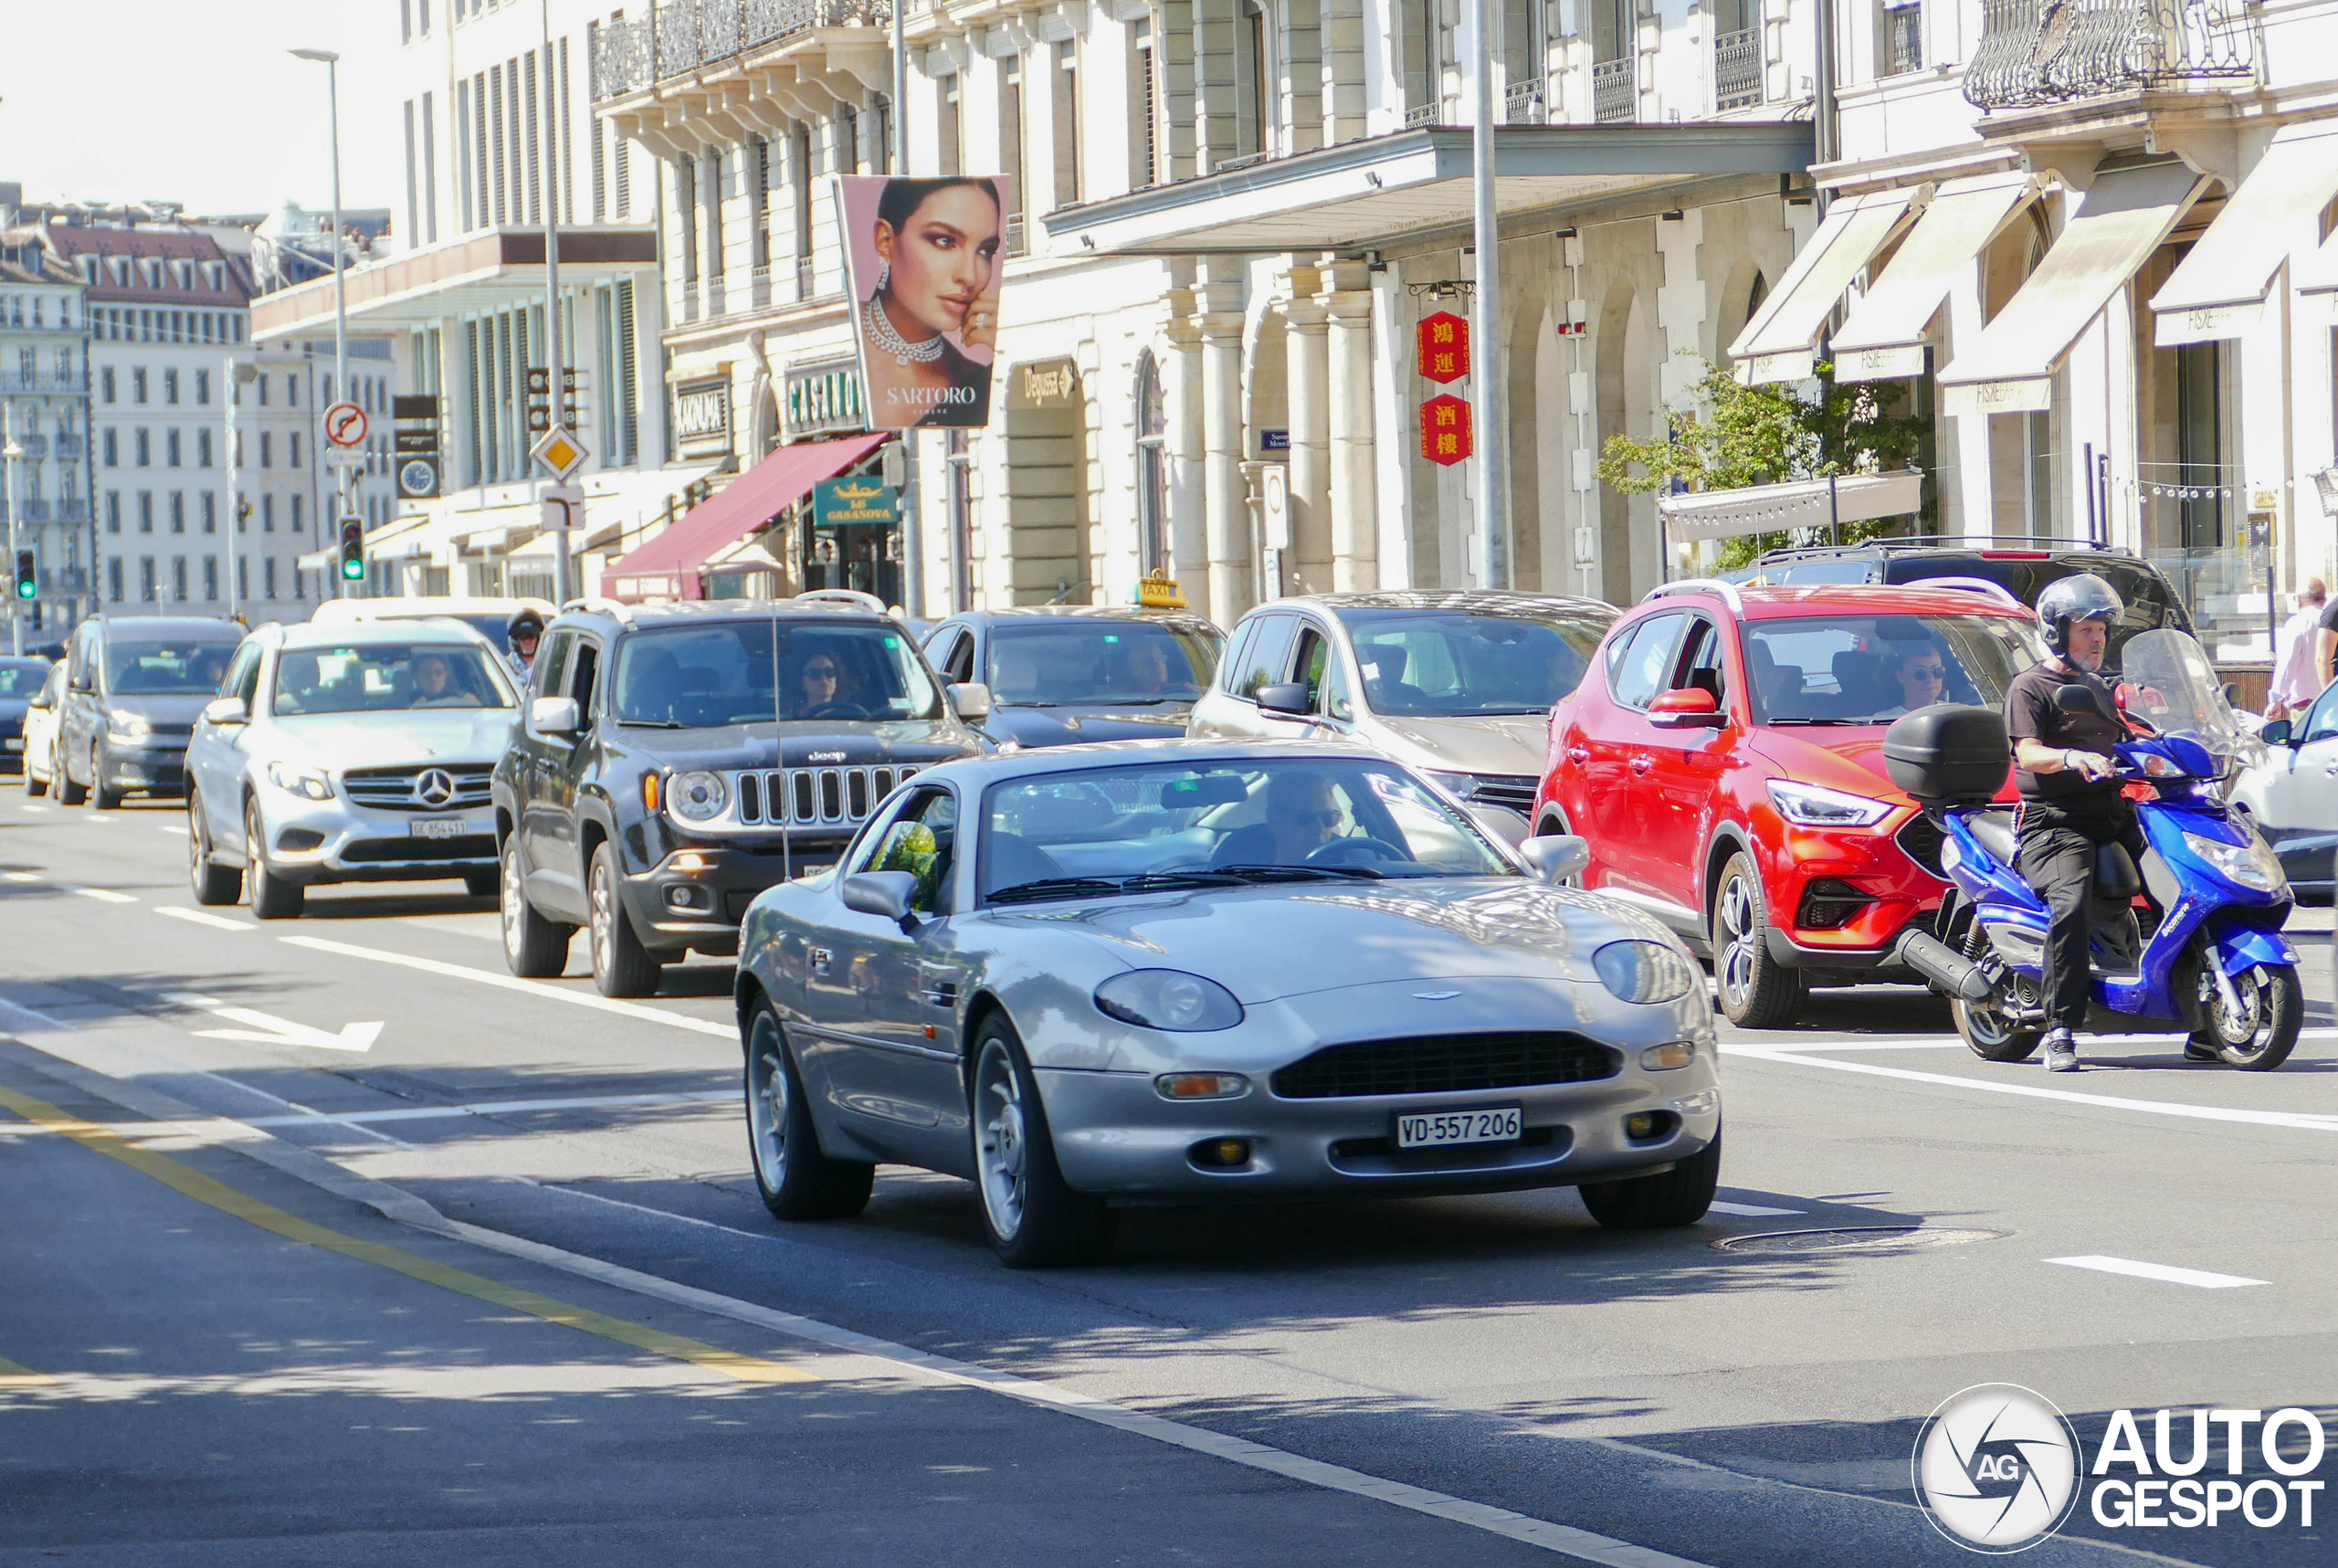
[1628,755,1654,774]
[919,972,959,1007]
[1567,746,1590,765]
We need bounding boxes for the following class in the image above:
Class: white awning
[2150,121,2338,344]
[1938,161,2209,417]
[1830,171,2039,383]
[1655,471,1924,542]
[1726,189,1923,384]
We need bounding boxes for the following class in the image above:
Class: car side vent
[1270,1032,1620,1100]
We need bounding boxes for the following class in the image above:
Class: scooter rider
[506,608,545,679]
[2005,574,2148,1073]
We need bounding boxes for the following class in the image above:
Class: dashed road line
[156,823,188,837]
[156,906,251,932]
[244,1089,733,1128]
[281,933,733,1039]
[1709,1201,1805,1217]
[68,885,135,903]
[2046,1255,2269,1289]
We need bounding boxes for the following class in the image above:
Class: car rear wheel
[587,842,662,998]
[744,999,873,1221]
[91,743,124,810]
[1711,855,1804,1029]
[1580,1121,1722,1229]
[186,790,242,906]
[500,837,572,978]
[970,1016,1113,1268]
[25,750,47,797]
[245,800,304,920]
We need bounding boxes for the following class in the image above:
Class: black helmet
[2035,573,2122,658]
[507,608,545,650]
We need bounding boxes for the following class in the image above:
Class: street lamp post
[891,0,923,617]
[4,404,23,656]
[542,0,574,606]
[290,47,354,599]
[1467,0,1508,591]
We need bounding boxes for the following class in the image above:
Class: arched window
[1134,352,1169,575]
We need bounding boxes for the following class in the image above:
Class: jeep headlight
[264,761,334,801]
[106,710,151,744]
[668,770,728,823]
[2182,829,2284,892]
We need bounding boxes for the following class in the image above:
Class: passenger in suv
[1534,581,2042,1027]
[494,598,986,997]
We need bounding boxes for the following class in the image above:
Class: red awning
[601,432,890,601]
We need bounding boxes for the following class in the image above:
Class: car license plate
[410,817,472,839]
[2,738,20,752]
[1395,1105,1522,1150]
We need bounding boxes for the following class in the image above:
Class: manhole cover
[1712,1226,2006,1256]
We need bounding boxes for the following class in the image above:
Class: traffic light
[12,550,33,601]
[338,515,364,583]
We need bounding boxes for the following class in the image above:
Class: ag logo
[1913,1384,2082,1552]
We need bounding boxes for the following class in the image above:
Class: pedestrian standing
[2269,577,2327,717]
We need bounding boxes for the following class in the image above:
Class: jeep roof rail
[794,588,890,616]
[1642,578,1744,616]
[559,596,635,623]
[1911,575,2026,608]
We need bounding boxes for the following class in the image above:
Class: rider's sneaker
[2184,1041,2220,1063]
[2044,1030,2080,1073]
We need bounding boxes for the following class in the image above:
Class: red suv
[1532,582,2040,1027]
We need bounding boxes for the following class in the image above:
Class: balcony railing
[0,372,90,395]
[1716,26,1764,108]
[795,256,816,300]
[1593,58,1635,123]
[1404,101,1441,129]
[751,265,773,311]
[12,436,48,460]
[591,0,894,100]
[1965,0,2253,108]
[1505,81,1545,124]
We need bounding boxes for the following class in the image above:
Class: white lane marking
[18,803,49,814]
[1721,1045,2338,1133]
[159,991,383,1054]
[244,1089,733,1128]
[82,814,114,825]
[1709,1201,1805,1217]
[156,906,250,932]
[156,823,188,837]
[68,886,136,904]
[2,870,38,882]
[2046,1256,2269,1290]
[281,933,733,1039]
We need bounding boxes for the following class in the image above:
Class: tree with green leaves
[1596,357,1931,569]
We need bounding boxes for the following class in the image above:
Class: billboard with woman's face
[835,174,1008,430]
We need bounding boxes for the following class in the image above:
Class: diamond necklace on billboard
[836,175,1009,430]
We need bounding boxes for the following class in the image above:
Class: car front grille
[1270,1031,1621,1100]
[1461,773,1540,814]
[731,764,922,828]
[342,763,495,812]
[341,834,496,862]
[1895,815,1945,879]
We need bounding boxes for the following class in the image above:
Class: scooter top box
[1884,704,2012,803]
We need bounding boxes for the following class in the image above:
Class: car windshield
[1743,613,2047,725]
[1334,607,1609,716]
[364,612,517,645]
[0,660,47,698]
[980,758,1516,905]
[985,620,1222,705]
[105,640,238,695]
[271,643,516,715]
[612,621,942,727]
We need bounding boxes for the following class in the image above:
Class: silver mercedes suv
[184,618,522,919]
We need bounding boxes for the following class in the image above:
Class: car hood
[1743,724,2016,805]
[101,692,218,726]
[987,703,1194,749]
[1366,713,1549,775]
[605,719,983,772]
[987,877,1676,1004]
[269,710,520,768]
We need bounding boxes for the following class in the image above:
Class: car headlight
[106,710,151,743]
[2182,829,2285,892]
[1422,770,1480,803]
[1094,970,1245,1032]
[264,761,333,801]
[1766,779,1894,828]
[667,770,728,823]
[1593,940,1697,1005]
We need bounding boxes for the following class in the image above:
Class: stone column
[1284,273,1332,596]
[1164,306,1209,600]
[1324,260,1378,590]
[1199,265,1252,620]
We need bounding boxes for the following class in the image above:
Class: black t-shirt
[2320,597,2338,679]
[2005,658,2124,804]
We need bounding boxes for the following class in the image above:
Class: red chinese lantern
[1420,394,1472,467]
[1417,310,1470,384]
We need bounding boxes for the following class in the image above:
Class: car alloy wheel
[973,1037,1029,1244]
[586,843,660,997]
[1714,876,1761,1007]
[244,800,303,920]
[499,836,572,978]
[742,1001,872,1221]
[968,1019,1113,1268]
[1710,853,1804,1029]
[186,791,241,906]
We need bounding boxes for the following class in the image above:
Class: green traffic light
[14,582,32,600]
[341,559,365,581]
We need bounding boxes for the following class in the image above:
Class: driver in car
[1212,772,1346,867]
[409,651,469,707]
[797,651,845,714]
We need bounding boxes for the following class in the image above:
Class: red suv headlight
[1765,779,1893,828]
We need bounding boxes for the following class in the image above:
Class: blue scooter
[1886,629,2301,1070]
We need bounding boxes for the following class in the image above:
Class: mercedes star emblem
[413,768,458,808]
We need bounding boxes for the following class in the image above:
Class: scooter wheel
[1952,924,2041,1062]
[2192,962,2301,1072]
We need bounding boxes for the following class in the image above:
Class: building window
[1135,352,1170,575]
[261,431,273,468]
[1881,0,1923,75]
[195,368,210,405]
[265,557,279,599]
[1000,59,1027,256]
[202,492,216,532]
[166,429,182,467]
[103,428,118,467]
[1238,0,1271,155]
[291,495,304,531]
[109,558,124,602]
[133,367,148,403]
[939,76,964,177]
[290,432,301,468]
[1591,0,1634,121]
[424,89,440,244]
[679,156,700,284]
[107,492,121,532]
[204,555,219,601]
[141,556,157,601]
[873,92,893,174]
[198,428,213,468]
[101,366,116,403]
[237,556,249,601]
[139,491,153,532]
[264,494,276,531]
[171,492,185,533]
[164,367,179,404]
[173,556,189,602]
[703,149,724,284]
[1131,20,1160,190]
[1053,40,1081,205]
[135,429,151,467]
[753,137,772,272]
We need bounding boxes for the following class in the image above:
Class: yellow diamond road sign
[532,425,588,482]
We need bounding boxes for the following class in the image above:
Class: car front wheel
[587,842,662,998]
[499,836,572,977]
[743,999,873,1220]
[186,790,242,906]
[970,1016,1113,1268]
[91,743,124,810]
[1711,853,1804,1029]
[245,800,304,920]
[1580,1121,1722,1229]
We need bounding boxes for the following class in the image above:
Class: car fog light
[664,885,708,910]
[670,851,708,871]
[1155,1072,1248,1100]
[1625,1111,1679,1141]
[1189,1137,1252,1168]
[1641,1043,1694,1070]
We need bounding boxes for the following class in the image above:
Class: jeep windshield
[613,622,943,727]
[1744,613,2047,726]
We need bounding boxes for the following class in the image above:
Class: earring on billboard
[875,259,890,294]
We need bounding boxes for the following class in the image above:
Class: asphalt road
[5,787,2337,1567]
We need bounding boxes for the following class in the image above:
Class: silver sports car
[732,739,1722,1267]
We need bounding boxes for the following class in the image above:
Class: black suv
[1732,538,2194,669]
[493,598,986,996]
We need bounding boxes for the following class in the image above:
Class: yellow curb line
[0,1355,58,1387]
[0,1083,811,1386]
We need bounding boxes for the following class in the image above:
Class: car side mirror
[841,869,920,929]
[2260,718,2294,747]
[1256,681,1313,717]
[26,692,49,711]
[1519,834,1591,885]
[201,695,248,726]
[532,695,581,734]
[946,681,992,721]
[1648,688,1723,728]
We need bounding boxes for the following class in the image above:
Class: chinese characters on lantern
[1421,394,1472,466]
[1417,310,1472,467]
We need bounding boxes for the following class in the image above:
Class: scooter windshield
[2115,628,2241,756]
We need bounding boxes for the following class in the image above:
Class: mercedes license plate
[1,738,20,752]
[411,817,470,839]
[1395,1105,1522,1150]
